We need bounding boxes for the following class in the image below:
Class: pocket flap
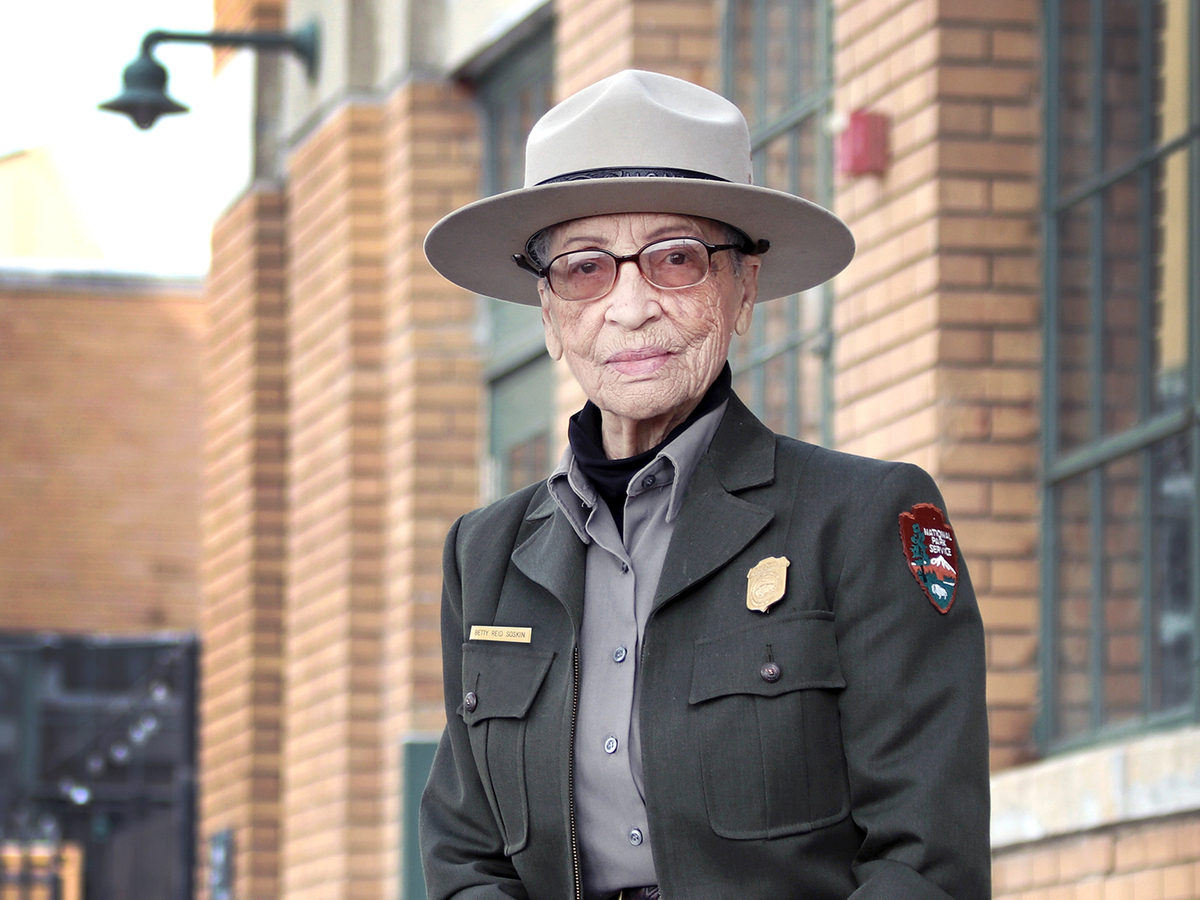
[461,642,556,724]
[689,611,845,703]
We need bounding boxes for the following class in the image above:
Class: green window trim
[472,17,557,500]
[1039,0,1200,752]
[400,736,439,900]
[721,0,836,445]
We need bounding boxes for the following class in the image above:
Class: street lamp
[100,22,320,129]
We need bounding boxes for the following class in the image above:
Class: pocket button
[759,662,781,683]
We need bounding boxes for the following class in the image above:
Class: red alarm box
[837,109,889,177]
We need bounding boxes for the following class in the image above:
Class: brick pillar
[832,0,1042,767]
[556,0,718,95]
[378,79,482,898]
[283,103,386,900]
[200,187,288,900]
[212,0,282,70]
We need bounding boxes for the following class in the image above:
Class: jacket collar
[512,392,778,625]
[651,394,776,611]
[694,391,776,492]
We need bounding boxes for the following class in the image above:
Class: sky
[1,0,252,277]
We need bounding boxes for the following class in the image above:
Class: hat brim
[424,178,855,306]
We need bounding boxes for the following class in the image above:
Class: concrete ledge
[0,263,202,295]
[991,725,1200,849]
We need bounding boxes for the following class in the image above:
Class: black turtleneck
[567,364,732,534]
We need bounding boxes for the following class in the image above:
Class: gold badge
[746,556,789,612]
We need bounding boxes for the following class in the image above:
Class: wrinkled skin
[538,213,760,459]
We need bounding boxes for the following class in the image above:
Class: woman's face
[538,212,759,452]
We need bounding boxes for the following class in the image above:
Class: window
[473,14,557,498]
[1041,0,1199,749]
[722,0,835,444]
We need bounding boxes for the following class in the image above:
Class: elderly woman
[420,70,990,900]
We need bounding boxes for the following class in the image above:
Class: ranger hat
[424,69,855,305]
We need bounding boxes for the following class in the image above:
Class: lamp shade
[98,51,188,129]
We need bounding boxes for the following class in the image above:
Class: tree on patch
[909,524,934,590]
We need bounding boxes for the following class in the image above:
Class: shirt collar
[548,400,728,542]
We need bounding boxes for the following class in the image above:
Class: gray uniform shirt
[546,402,727,900]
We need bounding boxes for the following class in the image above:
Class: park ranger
[419,69,991,900]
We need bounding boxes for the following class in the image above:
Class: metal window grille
[722,0,836,444]
[0,635,197,900]
[1040,0,1200,750]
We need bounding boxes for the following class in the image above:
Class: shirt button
[604,735,618,754]
[613,646,627,664]
[620,563,629,574]
[628,828,643,846]
[642,474,656,488]
[463,691,478,712]
[760,662,781,683]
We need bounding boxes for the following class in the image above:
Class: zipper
[569,644,582,900]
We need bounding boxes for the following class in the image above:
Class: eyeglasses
[513,236,752,302]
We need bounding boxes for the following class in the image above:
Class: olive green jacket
[420,396,991,900]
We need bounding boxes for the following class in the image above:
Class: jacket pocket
[460,642,555,854]
[689,611,850,839]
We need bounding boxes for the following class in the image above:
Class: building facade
[199,0,1200,898]
[0,267,205,899]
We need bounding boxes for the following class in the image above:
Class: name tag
[469,625,532,643]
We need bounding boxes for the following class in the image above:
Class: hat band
[536,166,731,185]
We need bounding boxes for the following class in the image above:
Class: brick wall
[832,0,1042,768]
[993,816,1200,900]
[555,0,718,94]
[379,78,482,898]
[0,275,203,634]
[213,0,281,32]
[283,103,387,900]
[200,188,288,900]
[212,0,283,70]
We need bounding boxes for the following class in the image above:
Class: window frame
[720,0,837,445]
[470,12,557,500]
[1038,0,1200,752]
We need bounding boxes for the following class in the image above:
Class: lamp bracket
[141,20,320,82]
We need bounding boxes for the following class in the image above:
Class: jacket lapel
[511,491,588,629]
[510,395,778,622]
[653,395,777,611]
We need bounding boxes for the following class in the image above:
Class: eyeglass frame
[512,233,770,302]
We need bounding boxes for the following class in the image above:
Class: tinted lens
[641,238,709,288]
[549,250,615,300]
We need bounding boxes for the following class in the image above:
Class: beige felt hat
[424,69,854,306]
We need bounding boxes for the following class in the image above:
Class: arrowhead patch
[899,503,959,614]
